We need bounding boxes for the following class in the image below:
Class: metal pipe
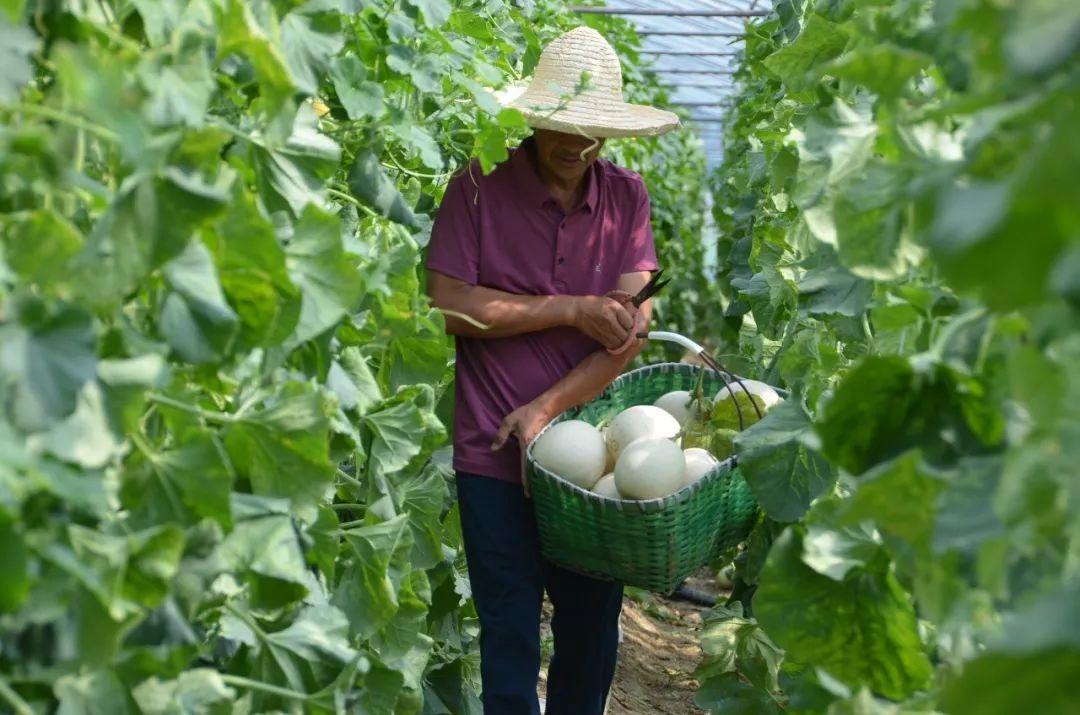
[572,7,769,16]
[641,50,739,56]
[637,31,745,37]
[653,68,737,75]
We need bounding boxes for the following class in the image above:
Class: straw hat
[504,26,681,138]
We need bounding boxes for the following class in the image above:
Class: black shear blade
[632,269,670,307]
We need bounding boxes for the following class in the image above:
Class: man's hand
[572,295,635,350]
[491,399,554,496]
[604,290,647,355]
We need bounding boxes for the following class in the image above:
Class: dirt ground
[538,570,724,715]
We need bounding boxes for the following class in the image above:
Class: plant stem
[326,187,380,218]
[331,503,367,511]
[336,468,364,489]
[146,393,236,424]
[5,103,119,143]
[0,678,34,715]
[219,674,311,701]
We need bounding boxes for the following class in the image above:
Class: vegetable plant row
[0,0,710,712]
[697,0,1080,712]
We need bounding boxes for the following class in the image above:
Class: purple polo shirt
[426,138,658,483]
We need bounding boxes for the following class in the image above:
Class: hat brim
[507,90,681,138]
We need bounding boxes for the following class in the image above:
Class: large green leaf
[207,194,303,348]
[284,205,363,346]
[763,14,849,90]
[245,106,341,217]
[756,527,933,700]
[224,385,335,511]
[160,238,240,362]
[362,384,445,478]
[0,304,97,431]
[735,399,835,523]
[280,4,343,95]
[1,209,83,292]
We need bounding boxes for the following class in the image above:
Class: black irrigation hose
[669,583,718,607]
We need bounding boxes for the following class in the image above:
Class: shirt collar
[511,137,599,214]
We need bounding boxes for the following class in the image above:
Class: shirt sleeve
[619,180,659,274]
[426,162,481,285]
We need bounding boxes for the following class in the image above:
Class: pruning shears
[630,268,671,308]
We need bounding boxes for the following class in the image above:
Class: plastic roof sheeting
[577,0,765,168]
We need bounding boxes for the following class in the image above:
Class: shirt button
[557,257,565,265]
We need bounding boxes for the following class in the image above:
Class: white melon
[532,420,606,490]
[605,405,681,463]
[614,438,686,500]
[591,473,621,500]
[682,448,719,488]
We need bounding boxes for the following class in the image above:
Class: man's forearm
[532,340,645,420]
[433,282,578,339]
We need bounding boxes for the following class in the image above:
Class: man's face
[532,129,606,183]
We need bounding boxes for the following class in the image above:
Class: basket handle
[636,331,764,430]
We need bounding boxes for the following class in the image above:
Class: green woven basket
[526,362,760,594]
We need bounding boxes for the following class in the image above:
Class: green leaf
[0,17,35,102]
[280,4,343,95]
[208,194,302,348]
[386,45,441,93]
[348,150,419,227]
[327,347,382,413]
[335,514,412,640]
[218,497,313,606]
[73,171,230,309]
[390,119,444,171]
[1004,0,1080,75]
[0,516,29,612]
[217,0,296,117]
[756,527,933,700]
[763,14,849,90]
[31,382,124,469]
[839,451,943,554]
[160,238,240,363]
[131,668,236,715]
[798,264,873,317]
[362,384,445,477]
[1,209,83,291]
[405,0,451,28]
[694,605,785,714]
[284,205,363,346]
[224,384,335,510]
[246,105,340,217]
[825,44,932,98]
[54,669,133,715]
[255,604,360,695]
[331,54,385,119]
[819,356,1003,474]
[940,649,1080,715]
[123,436,233,529]
[792,99,877,249]
[0,304,97,430]
[735,400,835,522]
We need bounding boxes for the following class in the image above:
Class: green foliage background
[0,0,709,712]
[695,0,1080,713]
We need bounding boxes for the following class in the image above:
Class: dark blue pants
[456,472,623,715]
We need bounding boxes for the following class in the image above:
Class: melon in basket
[591,473,621,500]
[712,379,781,430]
[532,420,606,489]
[605,405,680,463]
[652,390,705,426]
[614,438,686,500]
[682,448,719,488]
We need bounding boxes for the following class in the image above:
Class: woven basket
[526,362,760,594]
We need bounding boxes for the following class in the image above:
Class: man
[426,26,680,715]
